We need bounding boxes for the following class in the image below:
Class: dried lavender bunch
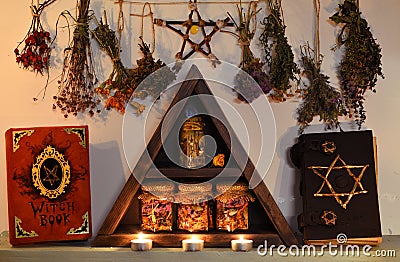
[259,0,299,102]
[330,0,383,128]
[229,2,271,103]
[297,44,342,133]
[53,0,100,118]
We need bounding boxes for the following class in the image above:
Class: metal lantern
[179,116,206,168]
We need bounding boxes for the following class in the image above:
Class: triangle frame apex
[92,65,299,247]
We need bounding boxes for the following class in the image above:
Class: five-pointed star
[154,0,232,67]
[43,165,60,186]
[308,155,369,209]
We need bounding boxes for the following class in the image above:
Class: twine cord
[313,0,320,66]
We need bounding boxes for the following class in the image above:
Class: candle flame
[191,235,198,241]
[138,232,144,240]
[239,235,244,241]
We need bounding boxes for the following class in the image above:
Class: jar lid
[178,183,212,192]
[141,182,175,193]
[215,182,255,203]
[216,182,248,193]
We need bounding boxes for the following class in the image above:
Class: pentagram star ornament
[43,165,60,186]
[308,154,369,209]
[154,0,233,67]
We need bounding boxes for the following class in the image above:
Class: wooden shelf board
[92,224,282,248]
[145,167,240,179]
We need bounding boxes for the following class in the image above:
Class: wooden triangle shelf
[92,65,298,247]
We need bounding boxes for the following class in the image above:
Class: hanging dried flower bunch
[259,0,299,102]
[53,0,100,118]
[14,0,56,75]
[91,13,134,114]
[297,0,342,133]
[229,2,271,103]
[330,0,383,128]
[93,28,176,115]
[297,44,342,133]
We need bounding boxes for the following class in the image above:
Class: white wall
[1,0,399,238]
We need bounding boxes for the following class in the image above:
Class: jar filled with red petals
[215,182,255,232]
[139,182,175,232]
[177,183,213,232]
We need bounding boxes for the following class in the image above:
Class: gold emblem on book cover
[15,216,38,238]
[308,155,369,209]
[12,130,35,152]
[32,146,71,199]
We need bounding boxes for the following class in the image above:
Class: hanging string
[143,2,155,53]
[115,0,263,5]
[130,2,156,54]
[313,0,320,66]
[278,0,284,25]
[116,0,125,59]
[250,1,258,34]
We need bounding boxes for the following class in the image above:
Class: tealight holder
[182,236,204,251]
[231,237,253,252]
[131,233,152,251]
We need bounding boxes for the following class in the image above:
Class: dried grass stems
[53,0,100,118]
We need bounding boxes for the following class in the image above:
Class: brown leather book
[291,130,382,245]
[5,126,92,245]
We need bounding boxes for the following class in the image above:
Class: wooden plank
[146,167,237,179]
[96,174,141,235]
[93,225,282,248]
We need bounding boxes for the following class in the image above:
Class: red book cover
[5,126,92,245]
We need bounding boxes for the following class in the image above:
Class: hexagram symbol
[308,155,369,209]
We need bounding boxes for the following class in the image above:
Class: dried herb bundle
[53,0,99,118]
[95,34,175,115]
[91,14,133,114]
[129,38,176,102]
[92,14,129,92]
[259,0,299,102]
[330,0,383,128]
[297,44,342,133]
[229,2,271,103]
[14,0,56,75]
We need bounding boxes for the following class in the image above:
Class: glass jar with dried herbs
[177,183,213,232]
[215,182,255,232]
[139,182,175,232]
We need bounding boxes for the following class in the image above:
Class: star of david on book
[308,155,369,209]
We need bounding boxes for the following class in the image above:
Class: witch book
[5,126,92,245]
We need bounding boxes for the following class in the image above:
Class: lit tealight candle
[231,236,253,252]
[182,235,204,251]
[131,232,152,251]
